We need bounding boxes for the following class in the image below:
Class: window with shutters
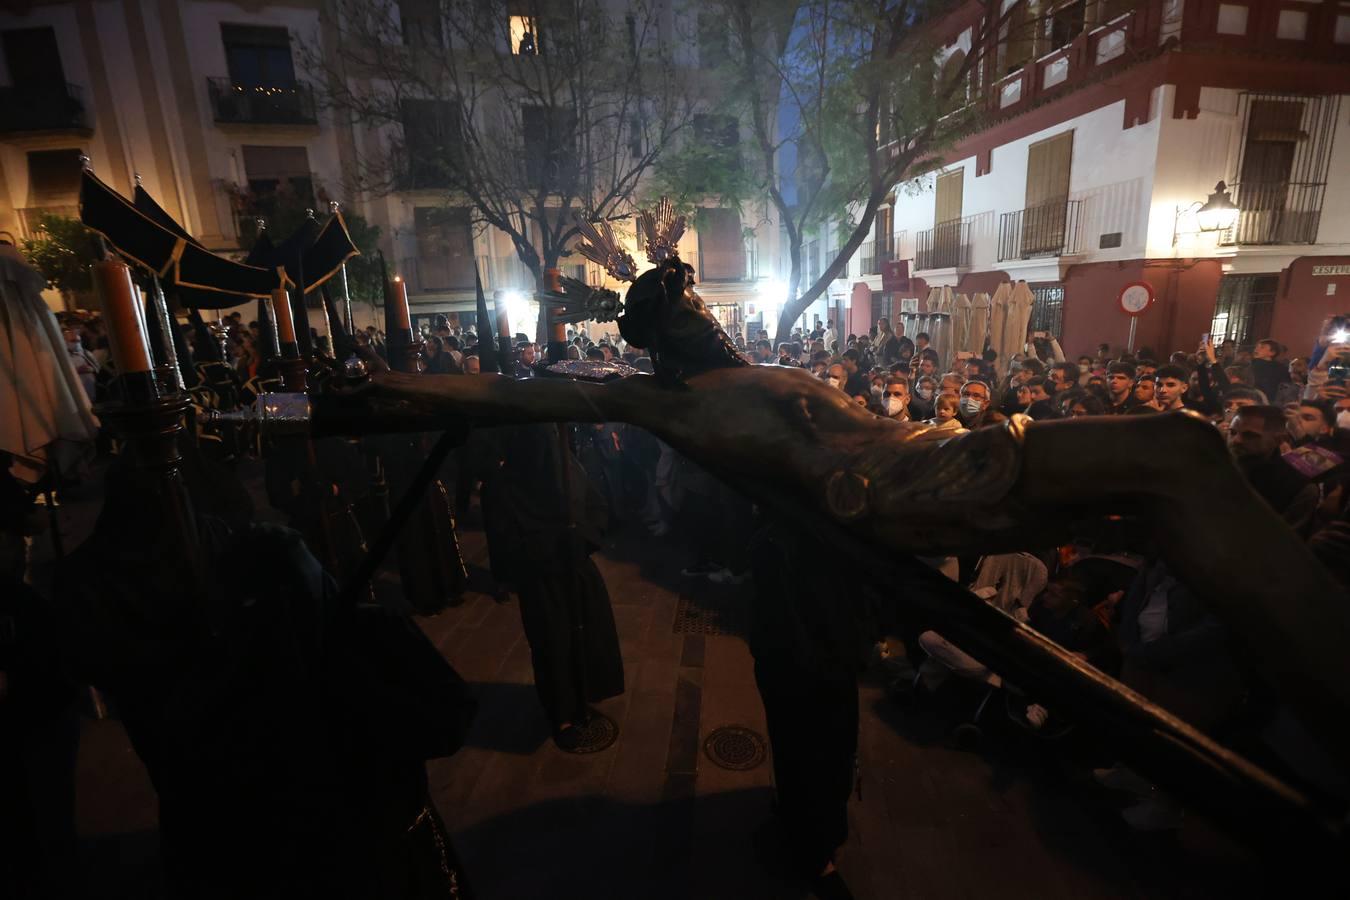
[1046,0,1087,50]
[522,105,577,189]
[874,205,894,263]
[1226,93,1338,245]
[1021,131,1073,255]
[415,206,477,291]
[401,99,463,189]
[697,208,746,281]
[935,170,963,223]
[921,170,966,270]
[222,24,296,88]
[997,1,1035,76]
[399,0,443,48]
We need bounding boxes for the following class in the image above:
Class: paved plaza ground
[32,460,1279,899]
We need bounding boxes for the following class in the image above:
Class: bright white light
[500,290,533,333]
[758,279,787,303]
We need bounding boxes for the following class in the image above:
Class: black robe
[480,424,624,727]
[60,461,476,898]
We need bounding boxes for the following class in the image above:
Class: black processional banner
[81,169,283,301]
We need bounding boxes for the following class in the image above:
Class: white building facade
[825,0,1350,358]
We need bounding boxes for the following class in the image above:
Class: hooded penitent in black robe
[480,424,624,728]
[60,460,476,898]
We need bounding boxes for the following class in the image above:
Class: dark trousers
[517,556,625,728]
[753,655,859,875]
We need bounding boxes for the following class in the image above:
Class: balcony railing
[861,236,895,275]
[1220,182,1325,246]
[0,83,89,134]
[916,219,972,270]
[208,78,317,126]
[17,205,80,238]
[998,199,1083,261]
[483,254,536,292]
[397,256,483,293]
[688,242,758,282]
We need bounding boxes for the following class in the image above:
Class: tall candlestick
[272,288,297,346]
[94,258,153,374]
[545,267,567,362]
[389,276,412,339]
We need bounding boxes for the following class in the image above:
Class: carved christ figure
[300,254,1350,769]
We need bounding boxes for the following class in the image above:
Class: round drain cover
[704,726,767,771]
[559,711,619,754]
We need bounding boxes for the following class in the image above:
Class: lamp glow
[501,290,531,328]
[1196,181,1239,233]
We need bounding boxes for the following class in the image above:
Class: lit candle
[272,288,297,346]
[93,258,153,374]
[389,275,412,335]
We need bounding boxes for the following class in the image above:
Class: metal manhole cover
[559,711,619,754]
[673,596,744,636]
[704,726,767,771]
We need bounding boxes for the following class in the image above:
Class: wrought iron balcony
[688,242,759,283]
[0,83,89,135]
[208,78,317,126]
[1220,182,1325,246]
[860,237,895,275]
[916,219,972,270]
[998,199,1083,262]
[398,255,491,293]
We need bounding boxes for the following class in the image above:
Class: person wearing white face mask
[869,374,886,404]
[1338,408,1350,433]
[825,362,847,391]
[880,375,911,422]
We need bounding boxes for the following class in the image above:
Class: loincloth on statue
[824,415,1030,553]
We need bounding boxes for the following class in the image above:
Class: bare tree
[303,0,697,296]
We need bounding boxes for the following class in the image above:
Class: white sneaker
[708,568,747,585]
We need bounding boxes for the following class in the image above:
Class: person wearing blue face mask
[909,374,936,420]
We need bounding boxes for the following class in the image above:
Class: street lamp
[1195,181,1240,233]
[1172,181,1241,246]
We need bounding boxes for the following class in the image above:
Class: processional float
[215,198,1350,860]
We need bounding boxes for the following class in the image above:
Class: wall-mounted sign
[1312,265,1350,277]
[1118,281,1154,316]
[882,259,910,292]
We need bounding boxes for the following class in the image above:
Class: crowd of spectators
[564,312,1350,837]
